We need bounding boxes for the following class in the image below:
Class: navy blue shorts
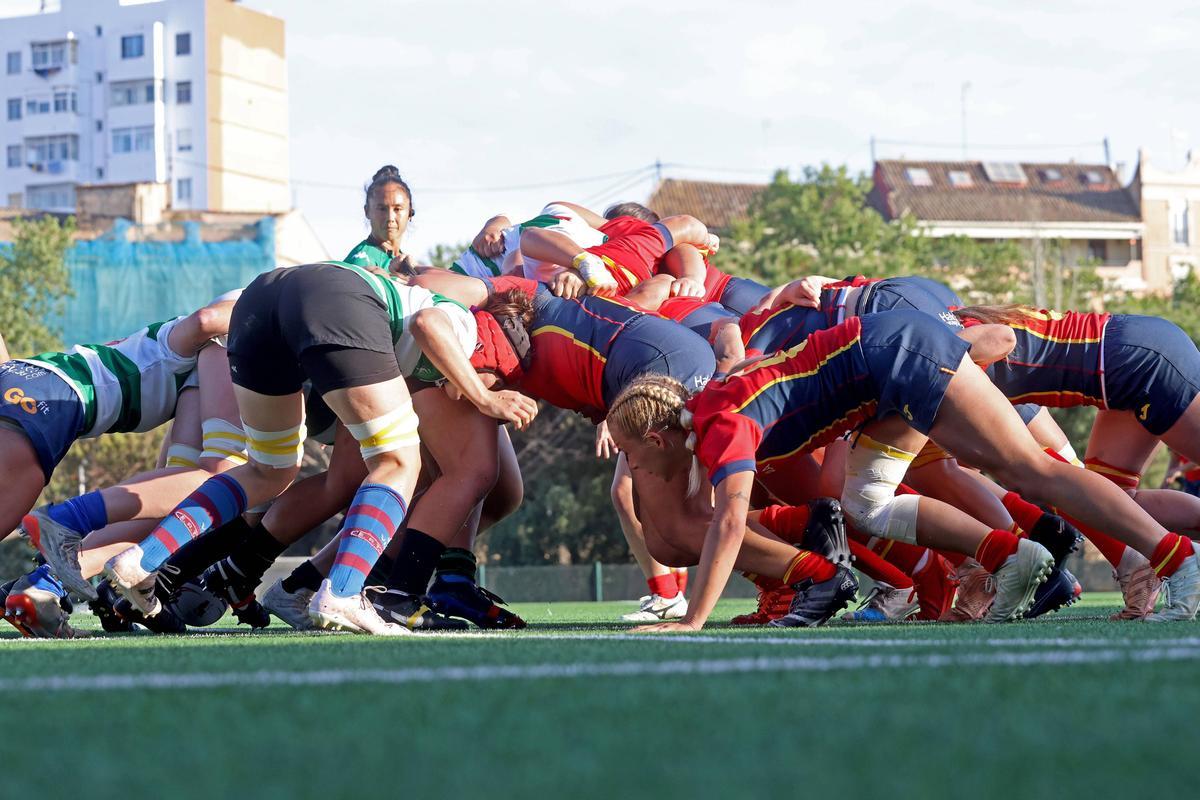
[858,310,971,435]
[678,302,738,340]
[718,276,770,316]
[1103,315,1200,435]
[861,277,963,329]
[0,360,85,484]
[602,316,716,407]
[1014,403,1042,425]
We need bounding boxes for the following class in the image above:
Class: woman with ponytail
[605,309,1200,631]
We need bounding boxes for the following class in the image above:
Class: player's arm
[410,270,491,307]
[658,244,708,299]
[409,308,538,429]
[519,227,595,297]
[544,201,607,229]
[472,214,514,258]
[658,215,720,253]
[0,331,8,362]
[711,320,746,377]
[635,469,754,632]
[956,323,1017,366]
[166,292,240,358]
[752,275,838,312]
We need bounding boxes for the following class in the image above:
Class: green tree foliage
[0,215,74,356]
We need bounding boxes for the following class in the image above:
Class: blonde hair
[607,375,705,497]
[952,303,1037,326]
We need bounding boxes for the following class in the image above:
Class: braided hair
[607,375,705,497]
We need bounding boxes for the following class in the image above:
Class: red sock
[877,539,930,576]
[673,568,688,594]
[755,505,810,544]
[942,550,967,567]
[848,536,915,589]
[1001,492,1043,534]
[975,529,1021,574]
[783,550,836,584]
[1151,532,1194,578]
[647,572,680,599]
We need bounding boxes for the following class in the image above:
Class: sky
[4,0,1200,259]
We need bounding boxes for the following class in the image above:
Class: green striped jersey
[19,317,196,437]
[344,239,395,269]
[320,261,476,381]
[452,208,602,280]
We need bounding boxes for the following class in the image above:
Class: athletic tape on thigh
[201,418,249,465]
[911,440,952,470]
[345,401,420,460]
[165,444,201,469]
[1084,457,1141,490]
[841,434,921,544]
[243,422,306,468]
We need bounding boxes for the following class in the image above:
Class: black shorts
[227,264,401,396]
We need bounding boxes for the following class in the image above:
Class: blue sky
[5,0,1200,259]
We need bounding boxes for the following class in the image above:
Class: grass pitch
[2,593,1197,799]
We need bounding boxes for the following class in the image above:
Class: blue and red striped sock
[328,483,408,597]
[138,474,248,572]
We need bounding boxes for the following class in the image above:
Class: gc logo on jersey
[3,387,38,414]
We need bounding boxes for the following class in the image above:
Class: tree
[0,214,74,356]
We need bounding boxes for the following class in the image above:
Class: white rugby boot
[841,582,919,623]
[621,593,688,622]
[1147,544,1200,622]
[261,579,316,631]
[103,545,162,617]
[986,538,1054,623]
[21,507,96,600]
[308,579,410,635]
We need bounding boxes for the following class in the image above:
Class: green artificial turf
[2,593,1197,799]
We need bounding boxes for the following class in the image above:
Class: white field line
[4,646,1200,693]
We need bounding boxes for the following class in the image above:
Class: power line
[872,138,1106,152]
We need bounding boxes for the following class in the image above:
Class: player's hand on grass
[550,269,586,300]
[669,278,705,298]
[632,620,703,634]
[595,420,618,459]
[480,389,539,429]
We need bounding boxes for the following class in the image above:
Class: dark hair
[478,288,536,327]
[365,165,415,218]
[604,201,659,223]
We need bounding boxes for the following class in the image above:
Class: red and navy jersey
[819,275,880,326]
[738,303,827,357]
[988,310,1111,408]
[687,318,876,485]
[490,276,643,416]
[656,297,737,341]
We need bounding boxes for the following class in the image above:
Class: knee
[247,460,300,491]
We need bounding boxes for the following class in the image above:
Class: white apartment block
[1,0,288,214]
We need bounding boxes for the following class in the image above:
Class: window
[53,90,77,114]
[1083,170,1106,186]
[6,51,19,75]
[1086,240,1108,262]
[905,167,932,187]
[25,134,79,166]
[121,35,145,59]
[982,162,1028,185]
[176,81,191,104]
[176,33,191,56]
[95,25,102,37]
[26,183,74,210]
[176,127,192,152]
[95,120,103,132]
[6,145,20,168]
[31,42,69,71]
[948,170,973,188]
[177,177,193,202]
[96,71,104,84]
[1171,201,1190,246]
[111,80,155,106]
[6,98,20,120]
[112,126,154,154]
[26,98,50,115]
[96,167,104,180]
[1040,168,1064,182]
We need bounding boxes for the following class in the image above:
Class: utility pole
[961,82,972,160]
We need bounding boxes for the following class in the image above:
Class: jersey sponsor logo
[173,509,201,539]
[4,387,38,415]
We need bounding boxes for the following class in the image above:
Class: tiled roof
[870,160,1140,224]
[645,178,765,231]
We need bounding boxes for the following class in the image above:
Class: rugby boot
[427,573,526,630]
[261,579,316,631]
[1111,548,1161,620]
[622,593,688,622]
[365,586,468,631]
[1147,544,1200,622]
[309,580,410,635]
[841,581,918,623]
[201,561,269,629]
[986,538,1054,623]
[770,566,858,628]
[3,566,86,639]
[89,579,134,633]
[1024,567,1081,619]
[103,545,161,617]
[802,498,851,567]
[113,595,187,634]
[939,559,995,622]
[730,575,794,625]
[1026,512,1083,568]
[21,507,95,600]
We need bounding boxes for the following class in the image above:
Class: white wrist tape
[244,422,306,468]
[201,418,249,465]
[345,400,420,461]
[165,444,201,470]
[841,435,921,544]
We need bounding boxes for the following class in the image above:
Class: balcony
[23,159,79,185]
